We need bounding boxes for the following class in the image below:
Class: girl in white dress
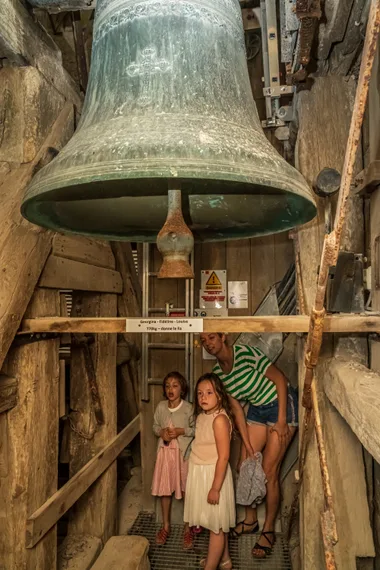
[184,373,235,570]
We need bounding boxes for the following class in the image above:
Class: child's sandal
[199,557,232,569]
[183,529,194,550]
[252,531,275,558]
[155,527,169,545]
[219,558,232,569]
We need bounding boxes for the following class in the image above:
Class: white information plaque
[126,318,204,333]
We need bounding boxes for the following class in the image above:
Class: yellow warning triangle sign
[205,271,222,289]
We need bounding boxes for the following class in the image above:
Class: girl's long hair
[193,372,234,426]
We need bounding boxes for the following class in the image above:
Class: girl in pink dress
[152,371,195,549]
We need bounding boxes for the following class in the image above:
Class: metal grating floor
[128,512,292,570]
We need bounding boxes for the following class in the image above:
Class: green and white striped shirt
[213,344,277,406]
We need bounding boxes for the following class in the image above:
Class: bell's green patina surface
[21,0,316,242]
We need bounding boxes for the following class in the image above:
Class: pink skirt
[151,440,189,500]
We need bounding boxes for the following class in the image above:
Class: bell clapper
[156,187,194,279]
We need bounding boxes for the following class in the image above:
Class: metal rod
[141,243,149,401]
[185,261,190,400]
[148,343,186,350]
[148,308,187,313]
[189,251,195,402]
[148,377,166,385]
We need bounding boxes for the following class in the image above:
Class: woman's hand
[245,443,255,459]
[270,421,290,447]
[207,488,220,505]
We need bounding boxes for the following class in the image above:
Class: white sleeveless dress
[184,409,235,534]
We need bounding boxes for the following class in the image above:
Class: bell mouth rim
[22,160,317,243]
[24,159,316,204]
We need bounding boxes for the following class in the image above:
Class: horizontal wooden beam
[39,255,123,293]
[0,0,82,107]
[25,414,140,549]
[52,235,116,270]
[354,160,380,195]
[322,358,380,463]
[19,314,380,334]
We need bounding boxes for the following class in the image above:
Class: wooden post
[296,75,374,569]
[0,288,60,569]
[369,35,380,569]
[67,291,117,544]
[0,98,74,372]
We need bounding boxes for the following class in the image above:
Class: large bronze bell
[21,0,316,273]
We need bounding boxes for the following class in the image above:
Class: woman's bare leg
[252,426,296,554]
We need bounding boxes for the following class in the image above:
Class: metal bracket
[260,0,296,127]
[326,252,364,314]
[13,332,60,347]
[263,85,294,97]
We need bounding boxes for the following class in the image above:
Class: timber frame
[1,0,380,568]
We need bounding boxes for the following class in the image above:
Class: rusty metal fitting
[156,189,194,279]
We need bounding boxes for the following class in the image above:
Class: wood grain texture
[0,0,82,107]
[0,102,74,372]
[39,255,122,293]
[19,314,380,334]
[26,415,140,549]
[68,292,117,544]
[0,288,60,569]
[53,234,116,270]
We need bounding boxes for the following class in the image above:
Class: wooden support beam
[0,102,74,372]
[19,314,380,334]
[0,0,82,107]
[25,415,140,549]
[242,8,261,30]
[0,288,60,569]
[322,357,380,463]
[52,235,116,270]
[39,255,123,293]
[111,242,141,348]
[0,375,17,414]
[354,160,380,195]
[306,362,375,568]
[0,67,66,164]
[68,292,117,543]
[295,73,372,569]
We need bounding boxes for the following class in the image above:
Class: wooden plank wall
[141,234,294,508]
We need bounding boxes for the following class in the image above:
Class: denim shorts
[246,386,298,427]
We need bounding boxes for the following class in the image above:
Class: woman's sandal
[183,529,194,550]
[199,558,232,569]
[155,527,169,545]
[229,519,259,538]
[252,531,276,558]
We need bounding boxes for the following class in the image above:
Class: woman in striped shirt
[200,332,298,559]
